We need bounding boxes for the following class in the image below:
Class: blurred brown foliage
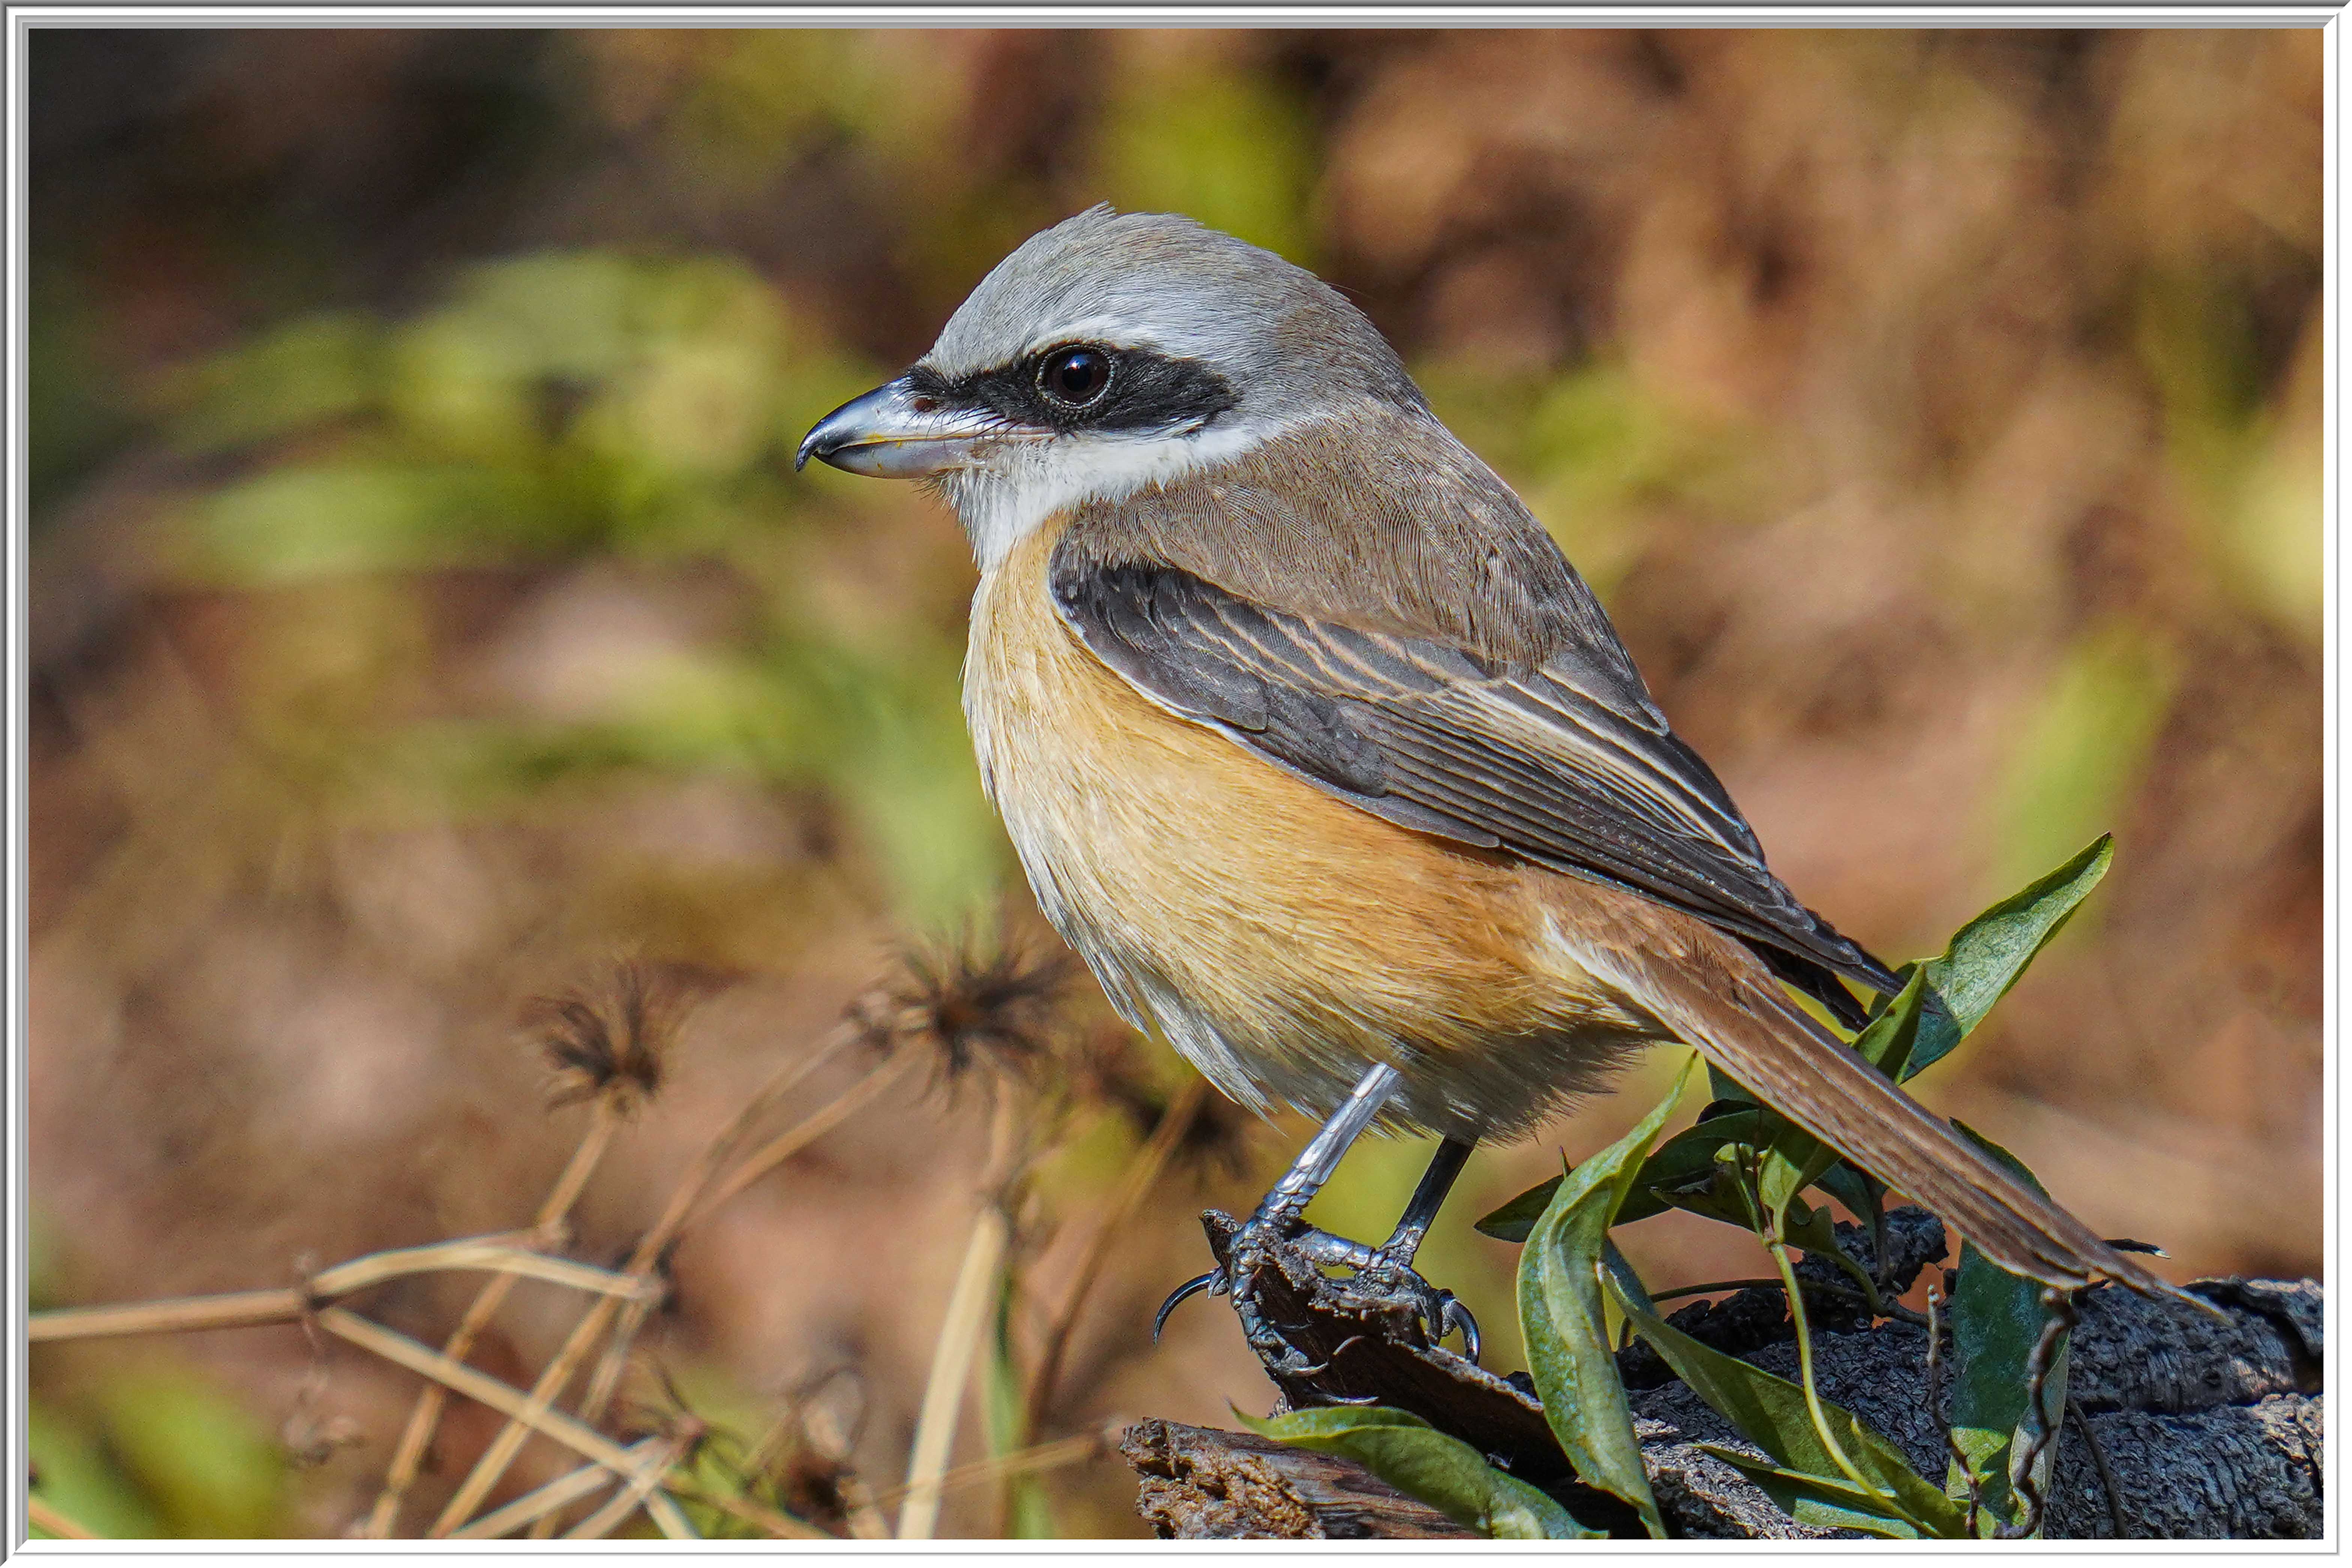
[28,28,2320,1538]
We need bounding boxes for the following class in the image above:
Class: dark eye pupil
[1044,349,1108,404]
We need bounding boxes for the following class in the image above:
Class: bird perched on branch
[799,206,2180,1368]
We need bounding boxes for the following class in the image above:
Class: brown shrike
[799,206,2177,1367]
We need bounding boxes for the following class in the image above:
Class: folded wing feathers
[1058,559,1896,991]
[1649,952,2196,1303]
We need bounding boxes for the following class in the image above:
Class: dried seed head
[534,963,681,1113]
[856,933,1075,1087]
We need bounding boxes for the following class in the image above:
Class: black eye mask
[906,345,1239,438]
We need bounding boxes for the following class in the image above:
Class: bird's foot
[1154,1211,1480,1370]
[1155,1209,1352,1375]
[1355,1249,1482,1365]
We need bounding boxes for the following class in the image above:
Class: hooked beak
[795,375,1020,478]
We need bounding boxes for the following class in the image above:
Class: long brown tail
[1617,927,2193,1304]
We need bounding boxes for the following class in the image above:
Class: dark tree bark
[1124,1213,2322,1540]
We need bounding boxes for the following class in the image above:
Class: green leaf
[1696,1447,1923,1538]
[1756,1121,1842,1234]
[1942,1121,2072,1535]
[1474,1177,1559,1243]
[1655,1151,1768,1234]
[1607,1279,1967,1538]
[1851,965,1936,1081]
[1599,1238,1657,1319]
[1477,1106,1767,1242]
[1780,1199,1882,1306]
[1236,1406,1598,1540]
[1902,836,2114,1081]
[1516,1058,1694,1538]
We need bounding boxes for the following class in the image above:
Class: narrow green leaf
[1622,1108,1767,1226]
[1473,1177,1559,1244]
[1516,1057,1694,1538]
[1695,1446,1923,1538]
[1656,1154,1764,1233]
[1608,1279,1967,1538]
[1477,1107,1767,1242]
[1756,1122,1841,1232]
[1902,835,2114,1081]
[1235,1406,1599,1540]
[1942,1121,2072,1535]
[1851,966,1935,1081]
[1779,1201,1881,1305]
[1600,1239,1656,1319]
[1706,1064,1756,1106]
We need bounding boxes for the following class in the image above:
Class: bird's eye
[1037,347,1112,408]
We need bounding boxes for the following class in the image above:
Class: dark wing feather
[1052,553,1899,998]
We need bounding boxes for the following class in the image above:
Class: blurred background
[27,27,2321,1539]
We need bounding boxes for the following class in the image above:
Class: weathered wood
[1123,1418,1477,1540]
[1125,1212,2323,1540]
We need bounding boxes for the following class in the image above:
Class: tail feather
[1633,937,2195,1306]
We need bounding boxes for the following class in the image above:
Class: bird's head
[796,206,1425,568]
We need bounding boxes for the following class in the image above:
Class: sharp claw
[1154,1269,1222,1342]
[1443,1297,1482,1364]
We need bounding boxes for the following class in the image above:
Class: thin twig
[430,1019,875,1536]
[367,1100,622,1537]
[555,1043,926,1487]
[666,1478,836,1541]
[27,1496,98,1540]
[684,1048,925,1229]
[866,1422,1121,1509]
[28,1234,652,1344]
[2068,1397,2130,1541]
[311,1307,696,1541]
[562,1435,690,1540]
[897,1084,1019,1540]
[1019,1079,1209,1448]
[520,1045,925,1541]
[447,1441,652,1540]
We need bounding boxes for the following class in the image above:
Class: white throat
[939,414,1292,573]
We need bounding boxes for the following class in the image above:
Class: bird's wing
[1050,552,1898,995]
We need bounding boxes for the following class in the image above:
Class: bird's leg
[1157,1063,1400,1372]
[1358,1135,1482,1361]
[1156,1070,1483,1368]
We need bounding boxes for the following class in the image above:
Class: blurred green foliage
[1096,57,1320,264]
[31,1369,285,1540]
[1995,627,2174,900]
[154,248,1004,924]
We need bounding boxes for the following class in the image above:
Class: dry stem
[313,1307,695,1539]
[557,1045,927,1477]
[563,1433,691,1539]
[28,1233,652,1344]
[364,1099,622,1537]
[667,1479,836,1541]
[868,1422,1121,1510]
[896,1085,1021,1541]
[27,1496,99,1540]
[447,1440,654,1540]
[428,1018,880,1536]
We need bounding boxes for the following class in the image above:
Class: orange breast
[962,520,1667,1139]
